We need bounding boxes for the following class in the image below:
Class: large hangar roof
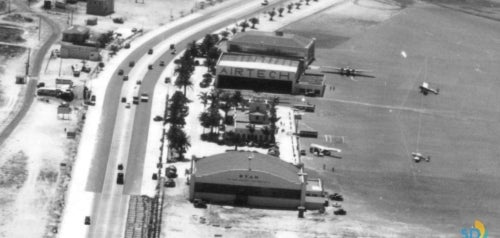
[230,31,313,49]
[195,151,301,183]
[218,53,299,72]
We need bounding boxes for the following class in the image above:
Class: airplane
[320,66,374,80]
[419,82,439,95]
[310,143,341,156]
[411,152,430,163]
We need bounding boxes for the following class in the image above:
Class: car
[131,28,137,33]
[199,80,210,88]
[153,115,163,122]
[166,169,178,179]
[300,149,306,155]
[117,172,124,185]
[334,208,347,215]
[140,93,149,102]
[328,193,344,201]
[136,80,142,85]
[37,82,45,88]
[164,178,175,187]
[133,96,139,104]
[125,103,131,108]
[166,165,177,173]
[164,77,171,84]
[121,97,127,103]
[171,49,176,55]
[193,199,207,209]
[305,91,316,97]
[117,164,124,170]
[148,49,153,54]
[129,61,135,67]
[148,64,153,70]
[118,69,124,75]
[84,216,91,225]
[159,61,165,67]
[123,75,129,81]
[261,0,268,5]
[124,43,130,49]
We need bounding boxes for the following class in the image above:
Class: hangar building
[189,151,325,210]
[216,31,325,96]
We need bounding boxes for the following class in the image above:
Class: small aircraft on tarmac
[419,82,440,95]
[320,66,374,80]
[412,152,430,163]
[310,143,341,157]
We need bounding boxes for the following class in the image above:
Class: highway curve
[0,2,61,146]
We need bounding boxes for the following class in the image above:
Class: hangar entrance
[217,75,292,94]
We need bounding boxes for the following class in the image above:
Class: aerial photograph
[0,0,499,237]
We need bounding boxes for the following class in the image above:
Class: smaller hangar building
[189,151,325,210]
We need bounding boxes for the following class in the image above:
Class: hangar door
[217,75,292,94]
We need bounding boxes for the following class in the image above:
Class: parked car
[125,103,131,108]
[193,199,207,209]
[148,64,153,70]
[117,164,124,170]
[159,61,165,67]
[123,75,128,81]
[121,97,126,103]
[37,82,45,88]
[328,193,344,201]
[153,115,163,122]
[84,216,91,225]
[164,178,175,187]
[136,80,142,85]
[117,172,124,185]
[129,61,135,67]
[334,208,346,215]
[148,48,153,54]
[124,43,130,49]
[118,69,124,75]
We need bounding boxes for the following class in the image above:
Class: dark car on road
[117,172,124,185]
[148,48,153,54]
[334,208,346,215]
[164,178,175,187]
[118,69,124,75]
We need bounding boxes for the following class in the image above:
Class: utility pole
[38,16,41,41]
[25,48,31,76]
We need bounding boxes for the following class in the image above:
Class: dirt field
[282,0,500,236]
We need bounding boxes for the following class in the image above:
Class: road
[0,0,61,146]
[87,1,292,237]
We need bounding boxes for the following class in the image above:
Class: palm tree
[199,111,211,134]
[187,40,199,58]
[231,27,238,35]
[175,70,193,96]
[247,124,256,142]
[278,7,284,17]
[231,90,244,108]
[199,34,216,57]
[225,131,242,150]
[268,10,276,21]
[295,2,301,9]
[287,3,293,13]
[167,125,190,160]
[249,17,259,29]
[209,88,221,109]
[220,30,230,40]
[305,0,310,5]
[239,21,250,32]
[261,126,271,143]
[198,92,209,108]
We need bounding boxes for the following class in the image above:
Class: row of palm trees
[166,91,191,160]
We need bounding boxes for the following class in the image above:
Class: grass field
[283,0,500,236]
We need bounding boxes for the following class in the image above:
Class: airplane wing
[326,147,342,153]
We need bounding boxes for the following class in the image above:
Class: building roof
[195,151,301,184]
[63,25,90,35]
[218,53,299,72]
[298,73,325,86]
[230,31,313,49]
[306,178,323,192]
